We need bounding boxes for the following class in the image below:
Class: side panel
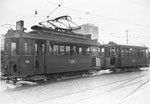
[19,56,34,76]
[2,55,20,77]
[119,58,147,67]
[46,55,93,74]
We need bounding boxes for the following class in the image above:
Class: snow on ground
[0,68,149,104]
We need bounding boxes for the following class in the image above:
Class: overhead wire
[43,0,64,21]
[45,0,147,28]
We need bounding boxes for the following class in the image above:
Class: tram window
[134,49,137,57]
[91,46,97,55]
[121,49,124,57]
[79,47,82,55]
[82,47,87,55]
[11,39,19,55]
[126,48,130,57]
[101,48,105,56]
[141,49,144,57]
[146,49,149,58]
[48,44,53,55]
[106,48,110,57]
[132,49,135,57]
[11,42,16,55]
[35,44,37,56]
[42,44,45,54]
[70,46,76,55]
[59,45,65,55]
[97,48,100,55]
[4,40,9,55]
[66,46,70,55]
[137,49,140,57]
[53,45,58,55]
[110,48,116,56]
[130,48,133,57]
[86,47,90,55]
[23,39,32,55]
[104,48,109,57]
[124,49,128,57]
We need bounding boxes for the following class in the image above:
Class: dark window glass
[134,49,137,57]
[42,44,45,54]
[121,49,124,57]
[91,46,97,56]
[70,46,76,55]
[11,38,19,55]
[65,46,70,55]
[11,42,16,55]
[48,43,53,55]
[130,48,133,57]
[82,47,87,55]
[35,44,37,56]
[146,49,149,58]
[140,49,144,57]
[59,45,64,55]
[23,39,32,55]
[126,48,130,57]
[110,48,116,57]
[137,49,141,57]
[132,49,135,57]
[125,48,128,57]
[53,45,58,55]
[105,48,110,57]
[101,48,105,56]
[97,48,100,55]
[4,40,9,55]
[79,47,82,55]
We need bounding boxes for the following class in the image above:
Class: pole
[126,30,128,44]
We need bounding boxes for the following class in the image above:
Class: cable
[44,0,64,20]
[45,0,148,28]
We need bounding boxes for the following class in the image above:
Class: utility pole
[126,30,129,44]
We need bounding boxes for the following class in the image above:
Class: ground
[0,67,149,104]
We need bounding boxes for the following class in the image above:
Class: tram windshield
[10,38,19,55]
[22,39,32,55]
[4,38,19,55]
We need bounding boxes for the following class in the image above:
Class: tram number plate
[69,59,77,64]
[132,59,135,62]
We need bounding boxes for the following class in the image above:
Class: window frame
[10,38,19,55]
[22,38,33,55]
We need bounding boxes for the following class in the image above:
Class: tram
[1,16,149,83]
[1,17,102,82]
[100,42,149,72]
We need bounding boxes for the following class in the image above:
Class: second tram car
[100,43,149,72]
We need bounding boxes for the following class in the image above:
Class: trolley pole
[126,30,129,44]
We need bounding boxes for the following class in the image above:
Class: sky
[0,0,150,48]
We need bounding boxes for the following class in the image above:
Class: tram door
[34,40,46,74]
[110,47,117,67]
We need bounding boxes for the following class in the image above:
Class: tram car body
[1,20,102,81]
[1,20,149,82]
[100,43,149,71]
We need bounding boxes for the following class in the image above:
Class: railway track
[69,76,150,104]
[1,70,149,104]
[34,72,149,104]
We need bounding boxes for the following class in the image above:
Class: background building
[74,23,99,40]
